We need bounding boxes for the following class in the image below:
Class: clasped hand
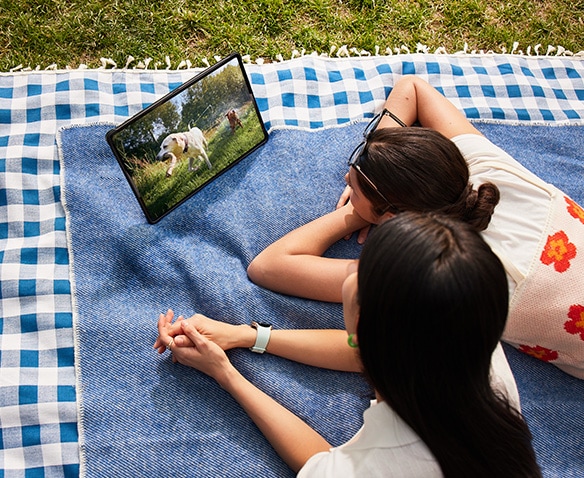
[154,309,239,382]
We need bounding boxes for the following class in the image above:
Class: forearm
[247,205,367,302]
[379,75,482,138]
[165,316,361,372]
[218,366,331,472]
[277,204,369,254]
[170,321,332,473]
[267,329,361,372]
[234,326,361,372]
[254,255,355,302]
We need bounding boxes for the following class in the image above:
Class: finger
[156,312,187,353]
[153,333,161,349]
[173,334,194,347]
[357,225,371,244]
[157,313,168,338]
[156,335,170,354]
[157,314,174,352]
[163,310,174,337]
[165,309,175,323]
[154,314,167,348]
[173,315,185,330]
[336,186,351,209]
[166,316,185,336]
[181,320,206,348]
[154,334,163,352]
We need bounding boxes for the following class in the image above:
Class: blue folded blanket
[59,120,584,477]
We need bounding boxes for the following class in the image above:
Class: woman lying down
[155,212,542,477]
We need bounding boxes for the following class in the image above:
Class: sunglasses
[348,109,406,214]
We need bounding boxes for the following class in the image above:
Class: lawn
[1,0,583,71]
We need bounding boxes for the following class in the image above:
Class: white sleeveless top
[454,134,584,378]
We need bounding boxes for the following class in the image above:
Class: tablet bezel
[106,52,268,224]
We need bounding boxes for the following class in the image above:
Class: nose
[156,151,171,162]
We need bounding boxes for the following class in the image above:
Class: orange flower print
[564,304,584,341]
[540,230,577,272]
[519,345,559,362]
[565,196,584,225]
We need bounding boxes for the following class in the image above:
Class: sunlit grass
[1,0,582,71]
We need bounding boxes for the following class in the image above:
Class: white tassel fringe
[8,43,584,72]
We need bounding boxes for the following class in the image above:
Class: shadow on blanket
[59,122,584,478]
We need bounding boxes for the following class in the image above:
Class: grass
[134,104,266,222]
[1,0,583,71]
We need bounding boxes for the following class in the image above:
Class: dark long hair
[357,128,499,231]
[357,212,541,477]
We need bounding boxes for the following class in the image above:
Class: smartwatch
[250,321,272,353]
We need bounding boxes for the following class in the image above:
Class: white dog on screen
[156,126,210,177]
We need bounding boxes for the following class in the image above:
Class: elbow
[247,254,270,287]
[395,74,428,91]
[247,246,294,293]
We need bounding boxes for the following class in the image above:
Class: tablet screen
[106,53,268,223]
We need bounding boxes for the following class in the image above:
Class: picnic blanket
[2,53,584,477]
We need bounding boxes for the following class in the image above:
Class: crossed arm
[246,75,481,303]
[374,75,482,136]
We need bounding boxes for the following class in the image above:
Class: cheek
[351,194,381,224]
[348,169,381,223]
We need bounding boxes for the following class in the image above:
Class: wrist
[216,362,242,391]
[249,321,272,353]
[343,202,370,228]
[235,324,257,349]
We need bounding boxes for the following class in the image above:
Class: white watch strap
[250,323,271,353]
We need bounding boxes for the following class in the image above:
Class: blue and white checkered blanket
[1,53,584,478]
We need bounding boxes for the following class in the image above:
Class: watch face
[253,321,272,328]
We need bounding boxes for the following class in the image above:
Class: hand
[336,192,372,244]
[173,313,252,351]
[336,184,353,209]
[354,224,371,244]
[165,319,235,383]
[153,309,188,354]
[154,309,255,354]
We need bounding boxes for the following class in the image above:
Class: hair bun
[437,182,500,231]
[465,182,500,231]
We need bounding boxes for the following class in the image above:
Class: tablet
[106,53,268,223]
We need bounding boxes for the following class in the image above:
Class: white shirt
[297,343,519,477]
[298,400,443,478]
[452,133,552,296]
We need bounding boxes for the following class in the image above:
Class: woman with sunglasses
[245,75,584,378]
[246,76,500,303]
[157,212,541,477]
